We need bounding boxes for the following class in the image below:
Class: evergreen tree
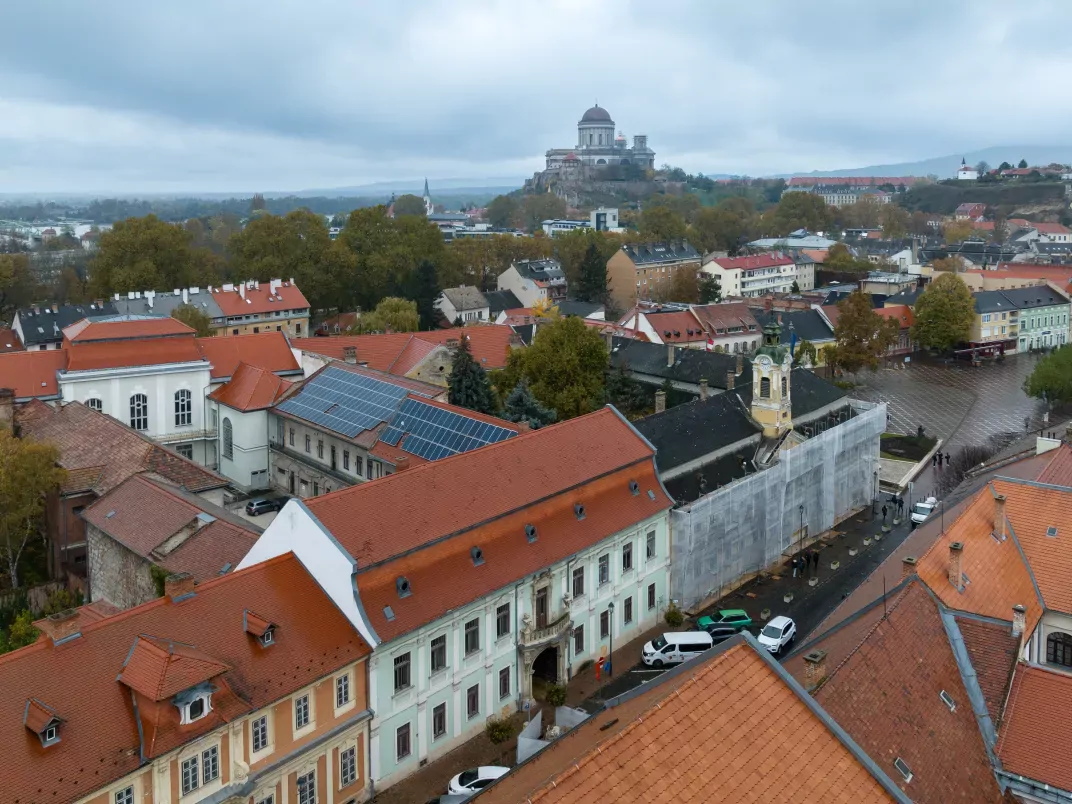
[575,243,609,305]
[699,273,722,304]
[447,336,497,414]
[503,379,557,429]
[408,259,441,329]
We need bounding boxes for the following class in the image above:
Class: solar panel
[276,366,431,438]
[382,398,516,461]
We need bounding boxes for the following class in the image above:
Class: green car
[697,609,753,633]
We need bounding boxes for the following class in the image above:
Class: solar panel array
[382,397,517,461]
[276,366,431,438]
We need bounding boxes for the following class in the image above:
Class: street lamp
[607,601,615,678]
[798,504,805,578]
[872,471,879,516]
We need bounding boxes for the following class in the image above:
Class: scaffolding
[670,400,886,610]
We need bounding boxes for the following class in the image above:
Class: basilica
[543,104,655,173]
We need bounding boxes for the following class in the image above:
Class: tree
[942,219,975,243]
[0,429,66,588]
[495,316,607,420]
[250,193,267,212]
[1024,346,1072,405]
[653,265,700,304]
[932,256,966,274]
[975,161,990,175]
[763,192,834,236]
[89,215,204,296]
[553,229,620,290]
[824,243,871,273]
[531,297,559,318]
[790,280,801,293]
[502,379,557,429]
[794,339,818,366]
[393,194,428,217]
[699,272,721,304]
[879,204,910,239]
[688,198,756,255]
[604,366,650,417]
[520,194,567,233]
[638,205,687,241]
[1019,159,1029,169]
[911,273,974,352]
[485,195,520,228]
[171,303,213,337]
[346,297,420,334]
[447,335,497,415]
[909,211,933,236]
[826,291,900,373]
[0,254,40,315]
[1,611,39,653]
[573,242,609,305]
[998,161,1012,171]
[407,260,441,329]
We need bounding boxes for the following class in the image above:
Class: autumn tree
[942,219,975,244]
[573,242,610,306]
[1024,346,1072,405]
[171,304,213,337]
[932,256,966,275]
[0,254,40,315]
[520,194,567,233]
[824,243,871,273]
[553,229,620,289]
[485,195,520,228]
[89,215,208,296]
[908,211,933,236]
[689,198,756,255]
[502,379,557,429]
[494,316,607,420]
[447,335,497,415]
[880,204,910,239]
[653,265,700,304]
[638,205,687,241]
[826,291,900,373]
[763,192,834,236]
[450,234,553,291]
[911,273,974,352]
[250,193,267,212]
[393,194,428,217]
[645,193,702,224]
[345,297,420,334]
[0,430,66,588]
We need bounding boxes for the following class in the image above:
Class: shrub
[664,603,684,627]
[545,684,568,707]
[485,715,516,745]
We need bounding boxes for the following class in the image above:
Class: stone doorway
[533,645,558,685]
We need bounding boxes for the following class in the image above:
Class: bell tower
[751,319,793,437]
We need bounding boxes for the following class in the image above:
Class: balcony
[518,610,572,649]
[155,428,216,444]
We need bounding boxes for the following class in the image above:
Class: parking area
[224,492,290,528]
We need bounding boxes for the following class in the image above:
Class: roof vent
[525,524,538,543]
[574,503,586,520]
[396,576,412,598]
[647,490,656,500]
[1047,526,1058,538]
[629,480,640,496]
[939,690,956,712]
[470,546,485,566]
[893,757,913,783]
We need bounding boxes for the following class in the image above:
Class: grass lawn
[880,432,938,462]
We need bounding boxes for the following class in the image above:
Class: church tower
[423,178,433,216]
[751,319,793,438]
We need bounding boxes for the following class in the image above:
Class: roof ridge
[822,580,921,685]
[916,485,989,565]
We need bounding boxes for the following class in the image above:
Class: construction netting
[670,400,886,611]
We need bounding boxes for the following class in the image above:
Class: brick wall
[87,524,158,609]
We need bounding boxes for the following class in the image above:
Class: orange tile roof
[208,362,293,411]
[996,664,1072,791]
[118,635,231,701]
[211,280,309,316]
[62,315,194,342]
[480,638,902,804]
[875,304,914,328]
[388,335,439,375]
[0,328,24,352]
[19,401,226,494]
[0,349,65,399]
[63,336,204,371]
[33,600,121,635]
[195,331,300,379]
[306,407,663,567]
[815,581,1006,803]
[1036,442,1072,486]
[644,310,707,343]
[995,477,1072,614]
[689,301,760,335]
[0,553,369,804]
[955,616,1019,722]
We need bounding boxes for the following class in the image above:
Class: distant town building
[606,241,701,310]
[956,158,979,181]
[544,105,655,171]
[497,258,568,307]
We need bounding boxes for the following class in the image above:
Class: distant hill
[286,177,525,199]
[781,147,1072,181]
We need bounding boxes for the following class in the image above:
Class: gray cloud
[1,0,1071,193]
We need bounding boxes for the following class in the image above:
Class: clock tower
[751,319,793,438]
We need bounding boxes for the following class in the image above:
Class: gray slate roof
[15,301,118,345]
[441,285,488,312]
[483,290,523,316]
[110,291,224,321]
[622,241,700,265]
[751,309,835,344]
[513,259,565,283]
[610,337,749,389]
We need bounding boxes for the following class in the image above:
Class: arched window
[129,394,148,431]
[781,376,788,398]
[222,418,233,460]
[760,377,771,398]
[1047,632,1072,667]
[174,389,192,427]
[85,398,102,412]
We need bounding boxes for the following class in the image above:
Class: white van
[641,631,714,667]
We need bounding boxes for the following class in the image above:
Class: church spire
[423,177,430,197]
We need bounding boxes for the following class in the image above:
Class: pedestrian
[791,557,798,578]
[882,504,888,522]
[932,453,938,467]
[898,498,905,517]
[812,550,819,570]
[936,450,943,468]
[945,452,951,466]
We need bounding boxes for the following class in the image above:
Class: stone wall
[87,524,158,609]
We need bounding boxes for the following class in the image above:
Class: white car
[448,766,509,795]
[757,616,796,655]
[911,497,939,525]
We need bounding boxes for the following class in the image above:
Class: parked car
[757,616,796,655]
[641,631,714,667]
[702,625,739,645]
[447,767,509,795]
[245,498,284,516]
[910,496,939,525]
[696,608,752,632]
[426,796,472,804]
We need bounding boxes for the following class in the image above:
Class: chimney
[699,378,709,401]
[1012,604,1026,638]
[803,649,828,692]
[667,344,676,367]
[40,609,81,644]
[342,345,357,364]
[604,330,614,352]
[948,542,964,590]
[726,370,735,391]
[394,456,411,472]
[736,353,744,374]
[993,493,1007,539]
[655,390,667,413]
[901,556,918,580]
[239,284,246,300]
[0,388,14,430]
[165,572,196,601]
[182,288,189,304]
[515,421,531,433]
[51,304,58,314]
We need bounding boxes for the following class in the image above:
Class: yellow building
[606,241,701,311]
[750,320,793,438]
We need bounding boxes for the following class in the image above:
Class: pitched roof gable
[996,664,1072,792]
[208,362,293,411]
[0,349,66,399]
[195,331,301,380]
[118,636,231,701]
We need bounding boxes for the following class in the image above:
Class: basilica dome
[580,105,613,123]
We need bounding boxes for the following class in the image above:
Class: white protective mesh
[670,401,886,610]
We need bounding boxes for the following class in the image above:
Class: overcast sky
[2,0,1071,195]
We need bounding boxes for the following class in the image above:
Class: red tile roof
[208,362,294,411]
[195,331,300,379]
[955,616,1019,722]
[875,305,915,328]
[63,336,204,371]
[63,315,194,342]
[707,253,795,270]
[23,697,61,733]
[0,349,66,399]
[480,639,902,804]
[815,581,1006,803]
[0,328,23,352]
[689,301,760,335]
[996,664,1072,791]
[118,635,231,700]
[19,401,226,494]
[644,310,706,343]
[0,553,369,804]
[1036,442,1072,486]
[211,280,309,316]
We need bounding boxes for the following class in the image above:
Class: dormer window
[24,698,63,747]
[176,686,215,725]
[45,724,57,743]
[261,628,274,647]
[244,609,278,648]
